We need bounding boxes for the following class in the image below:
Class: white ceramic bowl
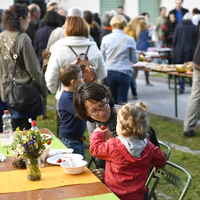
[60,160,87,175]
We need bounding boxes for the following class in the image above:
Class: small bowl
[60,160,87,175]
[175,64,187,73]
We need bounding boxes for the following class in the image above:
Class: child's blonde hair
[118,101,150,139]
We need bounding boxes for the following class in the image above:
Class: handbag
[69,46,97,82]
[7,34,41,113]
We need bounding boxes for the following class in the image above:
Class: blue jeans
[60,137,85,158]
[179,77,192,91]
[106,71,131,104]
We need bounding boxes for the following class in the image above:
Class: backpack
[69,46,97,82]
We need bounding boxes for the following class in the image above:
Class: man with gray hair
[100,10,116,45]
[68,7,83,17]
[26,3,41,46]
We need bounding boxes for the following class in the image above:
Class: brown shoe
[41,115,48,120]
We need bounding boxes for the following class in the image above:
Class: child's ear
[70,79,75,85]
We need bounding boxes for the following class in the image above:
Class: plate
[46,154,83,165]
[49,148,74,157]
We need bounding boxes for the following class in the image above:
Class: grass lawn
[37,94,200,200]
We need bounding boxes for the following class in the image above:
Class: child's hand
[103,129,112,141]
[100,125,112,141]
[154,167,157,173]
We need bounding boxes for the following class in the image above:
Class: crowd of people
[0,0,200,199]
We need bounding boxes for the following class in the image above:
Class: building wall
[124,0,139,20]
[57,0,100,14]
[1,0,14,9]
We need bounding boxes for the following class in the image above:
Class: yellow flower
[15,127,20,133]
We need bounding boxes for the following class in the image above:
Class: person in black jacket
[34,10,60,120]
[162,13,178,47]
[84,10,101,49]
[173,13,196,93]
[183,21,200,136]
[169,0,189,23]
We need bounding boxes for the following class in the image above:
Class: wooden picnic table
[132,66,193,118]
[0,129,115,200]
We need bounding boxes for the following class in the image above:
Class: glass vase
[27,158,41,181]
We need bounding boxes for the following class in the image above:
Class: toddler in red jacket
[90,101,166,200]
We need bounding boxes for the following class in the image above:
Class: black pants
[12,117,36,131]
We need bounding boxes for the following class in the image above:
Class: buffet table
[0,129,119,200]
[132,65,193,117]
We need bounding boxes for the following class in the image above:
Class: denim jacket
[101,29,138,77]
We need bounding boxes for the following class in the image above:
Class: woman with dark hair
[192,8,200,26]
[84,10,101,48]
[162,13,178,48]
[34,10,60,120]
[0,3,48,130]
[73,82,159,174]
[34,10,60,66]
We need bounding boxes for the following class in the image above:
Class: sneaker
[133,95,138,99]
[146,82,153,86]
[179,89,184,94]
[183,130,196,137]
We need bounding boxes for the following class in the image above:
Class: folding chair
[158,140,171,160]
[146,161,192,200]
[87,155,99,169]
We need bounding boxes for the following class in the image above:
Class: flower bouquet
[11,127,48,181]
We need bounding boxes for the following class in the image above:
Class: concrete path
[127,71,196,123]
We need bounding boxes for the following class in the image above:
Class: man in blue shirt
[169,0,189,23]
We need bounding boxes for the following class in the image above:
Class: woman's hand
[91,169,105,181]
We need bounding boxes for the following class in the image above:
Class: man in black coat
[172,13,196,93]
[169,0,189,23]
[183,21,200,136]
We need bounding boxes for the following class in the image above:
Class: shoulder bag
[7,34,41,113]
[42,27,59,74]
[106,36,129,66]
[69,46,97,82]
